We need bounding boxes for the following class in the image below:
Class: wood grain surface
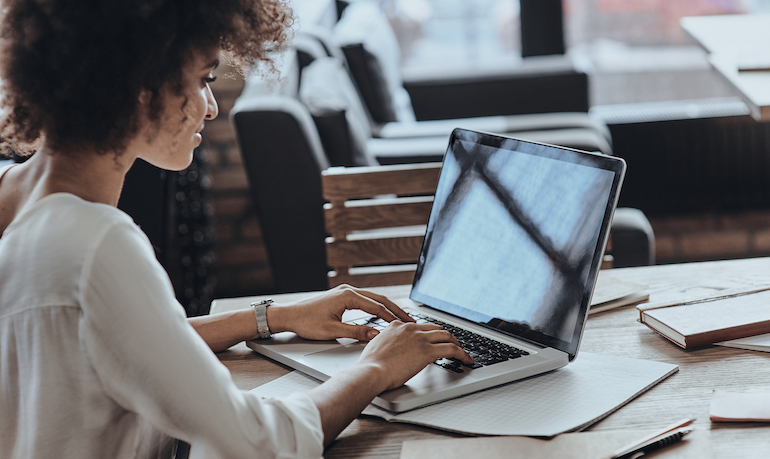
[324,197,433,236]
[321,163,440,202]
[213,258,770,458]
[322,164,440,289]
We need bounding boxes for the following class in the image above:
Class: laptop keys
[346,313,529,371]
[346,316,388,331]
[410,314,529,367]
[434,358,465,373]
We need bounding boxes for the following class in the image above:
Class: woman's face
[138,47,220,171]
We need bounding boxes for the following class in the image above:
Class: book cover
[638,286,770,349]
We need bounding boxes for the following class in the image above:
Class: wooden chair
[602,237,614,269]
[322,163,441,288]
[321,163,615,288]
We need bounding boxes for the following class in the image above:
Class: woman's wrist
[348,361,392,394]
[263,303,292,336]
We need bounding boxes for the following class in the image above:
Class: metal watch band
[251,298,273,339]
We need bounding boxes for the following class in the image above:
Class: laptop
[247,128,626,412]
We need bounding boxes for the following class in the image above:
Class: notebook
[637,285,770,349]
[247,128,626,412]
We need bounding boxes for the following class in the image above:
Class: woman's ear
[134,89,158,142]
[137,88,152,108]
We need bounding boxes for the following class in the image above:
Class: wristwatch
[251,298,274,339]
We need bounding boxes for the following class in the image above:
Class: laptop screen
[411,129,625,358]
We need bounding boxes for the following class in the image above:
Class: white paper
[590,273,647,306]
[251,353,678,437]
[717,333,770,352]
[710,389,770,421]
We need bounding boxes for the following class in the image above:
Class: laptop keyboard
[346,313,529,373]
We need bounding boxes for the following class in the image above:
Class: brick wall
[206,70,275,298]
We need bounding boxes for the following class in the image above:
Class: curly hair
[0,0,293,157]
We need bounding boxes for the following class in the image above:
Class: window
[383,0,770,105]
[565,0,766,47]
[563,0,770,104]
[382,0,522,71]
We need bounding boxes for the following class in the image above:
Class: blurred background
[197,0,770,307]
[53,0,768,314]
[387,0,770,104]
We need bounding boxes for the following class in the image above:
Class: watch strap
[251,298,273,339]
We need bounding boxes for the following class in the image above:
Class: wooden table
[212,258,770,458]
[681,14,770,120]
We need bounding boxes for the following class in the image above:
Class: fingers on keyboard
[351,313,530,370]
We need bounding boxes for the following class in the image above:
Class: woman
[0,1,471,458]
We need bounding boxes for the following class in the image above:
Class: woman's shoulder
[3,192,144,259]
[0,193,150,315]
[18,192,134,231]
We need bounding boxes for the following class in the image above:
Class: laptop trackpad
[304,343,366,377]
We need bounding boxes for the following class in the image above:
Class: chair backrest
[231,92,332,294]
[321,163,440,288]
[331,1,416,125]
[321,162,615,288]
[230,45,380,294]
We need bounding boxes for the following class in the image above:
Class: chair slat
[326,235,424,267]
[329,270,415,288]
[325,198,433,235]
[322,164,440,288]
[601,254,614,270]
[322,163,441,201]
[601,232,613,269]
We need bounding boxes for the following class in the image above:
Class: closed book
[637,286,770,349]
[590,290,649,315]
[588,274,649,315]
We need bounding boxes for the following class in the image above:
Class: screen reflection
[412,134,615,347]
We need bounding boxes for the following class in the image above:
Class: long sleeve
[78,221,324,459]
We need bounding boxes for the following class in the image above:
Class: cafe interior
[6,1,770,457]
[5,0,763,317]
[114,0,767,318]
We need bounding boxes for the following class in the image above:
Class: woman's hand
[190,285,415,352]
[266,284,415,342]
[307,317,473,445]
[357,321,474,391]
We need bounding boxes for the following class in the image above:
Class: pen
[610,427,693,459]
[606,418,695,459]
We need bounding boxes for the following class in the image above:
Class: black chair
[230,4,654,294]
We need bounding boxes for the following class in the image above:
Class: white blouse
[0,170,324,459]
